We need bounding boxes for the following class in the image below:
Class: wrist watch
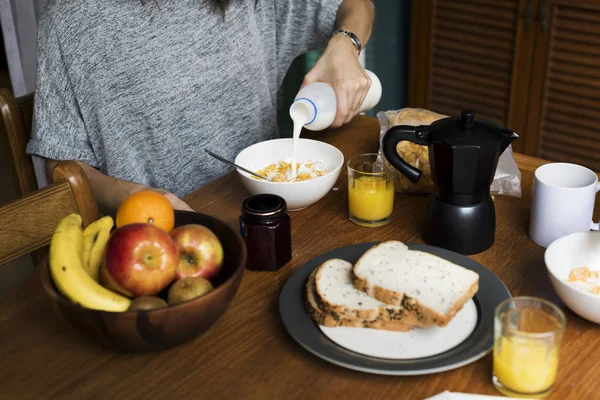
[332,29,362,55]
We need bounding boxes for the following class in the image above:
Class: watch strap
[332,29,362,55]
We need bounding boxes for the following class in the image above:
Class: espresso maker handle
[382,125,430,183]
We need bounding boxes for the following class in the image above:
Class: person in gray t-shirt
[27,0,375,213]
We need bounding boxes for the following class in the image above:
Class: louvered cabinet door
[524,0,600,171]
[408,0,538,153]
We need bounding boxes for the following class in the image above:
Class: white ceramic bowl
[234,138,344,211]
[545,231,600,323]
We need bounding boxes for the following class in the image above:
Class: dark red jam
[239,194,292,271]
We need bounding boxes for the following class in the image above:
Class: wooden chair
[0,160,99,266]
[0,88,37,197]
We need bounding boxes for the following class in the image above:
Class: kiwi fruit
[128,296,168,311]
[168,277,214,306]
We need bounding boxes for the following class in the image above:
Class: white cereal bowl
[545,231,600,323]
[234,138,344,211]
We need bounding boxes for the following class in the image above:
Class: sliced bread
[314,259,426,327]
[305,269,412,331]
[353,241,479,327]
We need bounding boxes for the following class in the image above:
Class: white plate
[279,242,511,375]
[319,300,478,359]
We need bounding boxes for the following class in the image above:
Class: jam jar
[239,194,292,271]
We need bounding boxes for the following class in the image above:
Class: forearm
[335,0,375,47]
[47,160,194,213]
[304,0,375,127]
[46,159,148,215]
[78,162,150,215]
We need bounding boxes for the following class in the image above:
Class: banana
[82,216,114,282]
[50,214,131,312]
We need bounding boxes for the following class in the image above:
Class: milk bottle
[288,70,382,177]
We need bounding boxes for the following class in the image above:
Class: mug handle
[382,125,430,183]
[591,182,600,230]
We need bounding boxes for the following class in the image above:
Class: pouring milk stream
[289,70,382,178]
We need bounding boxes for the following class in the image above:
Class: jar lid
[241,194,287,222]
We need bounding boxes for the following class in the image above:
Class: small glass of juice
[347,153,395,228]
[493,297,566,399]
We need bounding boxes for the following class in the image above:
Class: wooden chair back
[0,160,99,266]
[0,88,37,197]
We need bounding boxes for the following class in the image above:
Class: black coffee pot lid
[428,110,513,147]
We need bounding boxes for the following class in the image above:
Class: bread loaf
[305,269,413,331]
[353,241,479,327]
[378,108,447,193]
[314,259,425,327]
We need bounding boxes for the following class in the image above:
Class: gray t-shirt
[27,0,342,197]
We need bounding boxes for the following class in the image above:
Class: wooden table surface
[1,116,598,400]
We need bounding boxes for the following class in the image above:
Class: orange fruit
[116,190,175,232]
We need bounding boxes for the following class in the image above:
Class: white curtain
[0,0,44,97]
[0,0,46,187]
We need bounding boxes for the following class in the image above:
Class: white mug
[529,163,600,248]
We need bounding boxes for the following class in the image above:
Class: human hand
[302,34,371,128]
[162,192,195,212]
[149,188,194,212]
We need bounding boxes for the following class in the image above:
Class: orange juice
[493,336,559,398]
[348,176,394,226]
[493,302,565,399]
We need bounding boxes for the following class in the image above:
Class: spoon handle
[205,149,270,181]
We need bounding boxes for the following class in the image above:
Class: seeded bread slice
[305,270,412,331]
[314,259,426,327]
[353,241,479,327]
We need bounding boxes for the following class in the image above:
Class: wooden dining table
[1,116,598,399]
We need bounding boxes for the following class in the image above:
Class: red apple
[169,224,224,281]
[101,223,179,297]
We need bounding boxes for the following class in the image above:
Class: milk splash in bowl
[290,103,311,179]
[254,159,328,182]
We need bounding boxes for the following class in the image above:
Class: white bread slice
[314,259,426,327]
[305,269,412,331]
[353,241,479,327]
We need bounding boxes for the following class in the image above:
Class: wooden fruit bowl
[40,211,246,352]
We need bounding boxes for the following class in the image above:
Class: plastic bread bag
[377,108,522,198]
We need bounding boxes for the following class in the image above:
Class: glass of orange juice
[493,297,566,399]
[347,153,394,227]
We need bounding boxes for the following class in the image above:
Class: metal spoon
[205,149,272,182]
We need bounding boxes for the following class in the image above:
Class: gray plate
[278,242,511,376]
